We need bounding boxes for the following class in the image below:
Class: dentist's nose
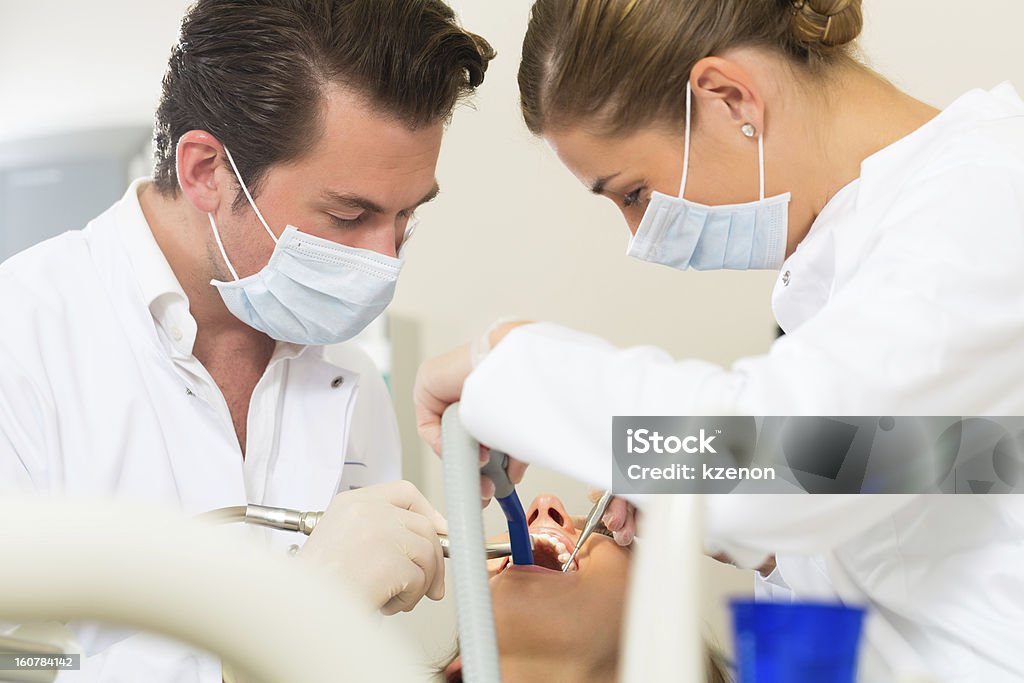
[348,221,400,258]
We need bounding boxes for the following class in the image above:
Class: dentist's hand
[297,480,447,615]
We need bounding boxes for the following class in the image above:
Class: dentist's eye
[622,187,646,208]
[328,213,366,228]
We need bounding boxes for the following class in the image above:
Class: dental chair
[0,496,421,683]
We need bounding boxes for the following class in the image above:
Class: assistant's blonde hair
[519,0,864,136]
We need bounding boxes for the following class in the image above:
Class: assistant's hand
[413,343,474,457]
[588,488,638,546]
[413,321,532,455]
[414,321,532,507]
[297,480,447,615]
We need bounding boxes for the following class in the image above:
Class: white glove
[297,480,448,615]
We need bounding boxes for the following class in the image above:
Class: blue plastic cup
[730,599,866,683]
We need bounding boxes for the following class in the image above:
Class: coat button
[782,270,791,286]
[331,376,345,388]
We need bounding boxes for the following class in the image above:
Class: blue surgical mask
[627,83,790,271]
[208,147,413,345]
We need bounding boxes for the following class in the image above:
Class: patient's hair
[153,0,495,202]
[438,646,732,682]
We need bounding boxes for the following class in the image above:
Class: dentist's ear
[176,130,228,215]
[690,56,766,141]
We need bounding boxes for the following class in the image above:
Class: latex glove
[588,488,638,546]
[298,480,447,615]
[413,343,474,457]
[414,321,531,507]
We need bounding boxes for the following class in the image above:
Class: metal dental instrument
[199,504,323,535]
[480,449,535,566]
[199,505,514,559]
[438,534,513,560]
[562,490,614,572]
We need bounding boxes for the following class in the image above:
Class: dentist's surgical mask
[627,83,790,271]
[208,147,412,345]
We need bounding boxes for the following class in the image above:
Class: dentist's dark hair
[518,0,863,136]
[153,0,495,200]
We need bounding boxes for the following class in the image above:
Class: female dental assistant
[415,0,1024,681]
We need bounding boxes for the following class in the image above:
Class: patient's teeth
[526,531,578,565]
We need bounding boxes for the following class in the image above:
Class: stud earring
[741,123,757,138]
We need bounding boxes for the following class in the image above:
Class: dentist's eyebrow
[321,181,440,214]
[322,190,384,214]
[413,182,441,209]
[590,172,621,195]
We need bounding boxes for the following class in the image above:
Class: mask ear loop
[758,128,766,201]
[678,82,692,199]
[681,82,767,201]
[208,213,240,281]
[208,145,279,282]
[222,146,279,245]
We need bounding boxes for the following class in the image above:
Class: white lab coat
[460,83,1024,682]
[0,181,402,681]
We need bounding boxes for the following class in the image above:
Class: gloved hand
[588,488,638,546]
[414,321,531,507]
[297,480,447,615]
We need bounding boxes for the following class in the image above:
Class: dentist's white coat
[0,181,401,682]
[461,84,1024,682]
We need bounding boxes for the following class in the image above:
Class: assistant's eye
[622,187,646,208]
[328,213,366,228]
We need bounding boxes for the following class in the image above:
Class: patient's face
[487,494,631,670]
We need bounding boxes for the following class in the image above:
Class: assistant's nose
[621,209,642,236]
[525,494,574,535]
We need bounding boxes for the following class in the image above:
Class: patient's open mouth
[497,524,580,575]
[529,529,577,572]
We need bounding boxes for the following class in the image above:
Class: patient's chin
[491,588,577,659]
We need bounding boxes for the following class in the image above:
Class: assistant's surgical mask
[208,147,413,345]
[627,83,790,271]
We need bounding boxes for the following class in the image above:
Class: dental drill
[200,403,518,682]
[198,505,515,560]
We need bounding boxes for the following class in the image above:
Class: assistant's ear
[176,130,230,214]
[689,57,765,137]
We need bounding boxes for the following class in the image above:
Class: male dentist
[0,1,494,680]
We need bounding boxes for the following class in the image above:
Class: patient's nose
[526,494,574,533]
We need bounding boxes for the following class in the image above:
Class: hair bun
[790,0,863,49]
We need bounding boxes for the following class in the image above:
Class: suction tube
[442,403,501,683]
[481,451,533,566]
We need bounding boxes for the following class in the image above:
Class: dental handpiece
[200,505,514,559]
[438,534,513,560]
[199,504,323,534]
[562,490,613,572]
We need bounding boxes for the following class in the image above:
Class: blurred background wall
[3,0,1022,667]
